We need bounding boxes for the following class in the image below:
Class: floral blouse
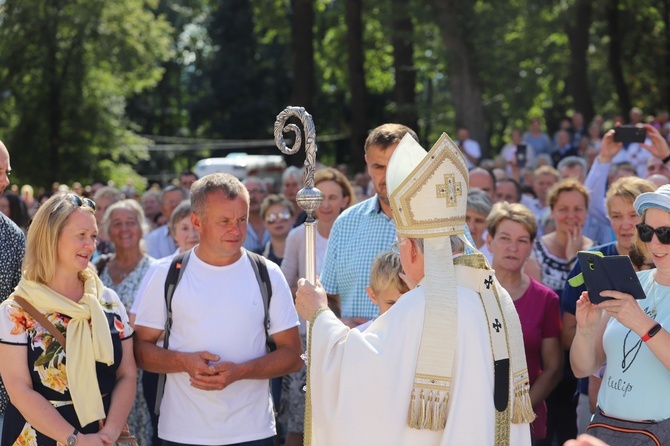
[0,288,133,446]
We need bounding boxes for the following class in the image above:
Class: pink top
[513,276,561,440]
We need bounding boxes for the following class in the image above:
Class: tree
[431,0,488,155]
[345,0,369,172]
[391,0,418,130]
[0,0,171,187]
[565,0,595,122]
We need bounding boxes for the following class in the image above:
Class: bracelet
[662,153,670,164]
[310,307,331,326]
[641,323,662,342]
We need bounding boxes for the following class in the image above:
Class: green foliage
[4,0,670,185]
[0,0,171,188]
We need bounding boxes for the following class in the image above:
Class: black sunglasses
[636,223,670,244]
[54,193,96,212]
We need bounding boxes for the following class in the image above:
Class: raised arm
[570,292,608,378]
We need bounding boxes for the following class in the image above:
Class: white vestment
[307,264,531,446]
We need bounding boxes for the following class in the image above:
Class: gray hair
[282,166,302,184]
[93,186,124,203]
[557,156,587,174]
[467,188,493,215]
[243,176,267,194]
[141,189,160,205]
[159,185,187,206]
[191,173,248,217]
[103,199,148,237]
[409,235,464,255]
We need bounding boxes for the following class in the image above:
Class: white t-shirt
[134,249,299,445]
[461,138,481,169]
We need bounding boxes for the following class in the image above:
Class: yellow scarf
[3,268,114,427]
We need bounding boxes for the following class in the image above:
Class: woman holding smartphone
[570,184,670,444]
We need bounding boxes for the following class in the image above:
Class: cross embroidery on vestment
[492,319,502,333]
[436,174,462,207]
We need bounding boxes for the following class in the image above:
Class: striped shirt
[320,196,396,319]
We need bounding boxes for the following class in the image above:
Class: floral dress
[0,288,132,446]
[98,255,154,446]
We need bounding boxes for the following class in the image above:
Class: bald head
[0,141,11,194]
[468,168,495,201]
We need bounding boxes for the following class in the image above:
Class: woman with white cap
[570,183,670,444]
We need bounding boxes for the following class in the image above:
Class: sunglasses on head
[54,193,96,212]
[636,223,670,244]
[266,211,291,224]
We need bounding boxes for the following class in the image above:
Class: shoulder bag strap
[247,251,274,351]
[155,250,191,415]
[13,296,67,351]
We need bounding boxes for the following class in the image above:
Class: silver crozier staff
[274,106,323,444]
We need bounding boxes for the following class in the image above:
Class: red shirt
[513,276,561,440]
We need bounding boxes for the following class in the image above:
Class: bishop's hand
[296,278,328,322]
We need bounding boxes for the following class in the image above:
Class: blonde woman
[571,184,670,444]
[0,193,135,446]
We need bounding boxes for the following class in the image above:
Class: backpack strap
[247,251,275,352]
[155,250,191,415]
[13,296,67,352]
[95,254,112,276]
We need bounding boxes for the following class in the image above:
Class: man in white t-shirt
[134,173,302,446]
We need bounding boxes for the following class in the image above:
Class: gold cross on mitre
[436,174,462,207]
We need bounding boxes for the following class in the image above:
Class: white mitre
[387,132,534,432]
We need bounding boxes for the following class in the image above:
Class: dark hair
[1,192,29,229]
[364,124,418,153]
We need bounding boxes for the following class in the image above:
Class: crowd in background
[3,107,670,446]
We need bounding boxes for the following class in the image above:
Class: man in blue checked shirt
[320,124,419,328]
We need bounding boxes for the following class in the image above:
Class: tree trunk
[432,0,488,158]
[662,0,670,110]
[345,0,368,173]
[289,0,315,167]
[45,0,62,184]
[290,0,315,114]
[565,0,595,123]
[605,0,631,117]
[391,1,417,131]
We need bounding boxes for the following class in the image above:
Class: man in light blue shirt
[320,124,418,327]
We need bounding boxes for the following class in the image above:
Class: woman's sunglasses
[636,223,670,244]
[53,193,97,213]
[265,211,291,224]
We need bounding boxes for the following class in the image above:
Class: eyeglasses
[265,211,291,224]
[636,223,670,244]
[54,193,96,213]
[391,238,408,254]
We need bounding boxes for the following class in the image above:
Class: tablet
[577,252,646,304]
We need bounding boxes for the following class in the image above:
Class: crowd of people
[0,107,669,446]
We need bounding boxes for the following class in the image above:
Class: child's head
[366,251,410,314]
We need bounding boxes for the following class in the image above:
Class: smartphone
[577,253,646,304]
[516,144,527,168]
[613,125,646,143]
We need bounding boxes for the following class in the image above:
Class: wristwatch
[642,323,662,342]
[66,428,78,446]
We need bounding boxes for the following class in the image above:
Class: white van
[194,153,286,184]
